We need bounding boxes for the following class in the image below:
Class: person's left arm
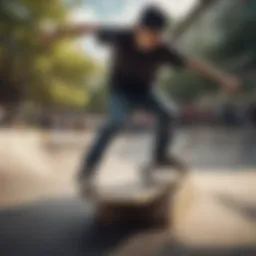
[166,46,240,92]
[186,58,240,92]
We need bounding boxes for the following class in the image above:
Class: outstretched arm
[41,23,99,44]
[166,46,240,92]
[186,58,240,92]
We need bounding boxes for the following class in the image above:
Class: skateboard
[85,166,186,227]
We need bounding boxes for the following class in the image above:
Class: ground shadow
[159,242,256,256]
[0,198,146,256]
[0,197,255,256]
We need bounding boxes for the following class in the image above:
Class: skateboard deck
[93,169,180,204]
[94,181,171,205]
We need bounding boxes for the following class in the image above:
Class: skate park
[1,0,256,255]
[0,128,255,255]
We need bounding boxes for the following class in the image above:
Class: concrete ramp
[0,129,255,251]
[0,130,76,207]
[172,171,256,247]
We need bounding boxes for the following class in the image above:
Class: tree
[0,0,98,110]
[211,0,256,98]
[161,0,256,104]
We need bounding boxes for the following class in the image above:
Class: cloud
[154,0,198,18]
[70,7,98,23]
[102,0,198,27]
[71,0,198,26]
[68,0,198,61]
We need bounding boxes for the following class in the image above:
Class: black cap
[138,5,168,31]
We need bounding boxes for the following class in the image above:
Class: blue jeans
[83,88,179,176]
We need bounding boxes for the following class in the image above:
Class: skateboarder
[44,6,239,193]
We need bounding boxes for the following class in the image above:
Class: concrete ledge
[95,188,172,228]
[93,174,183,228]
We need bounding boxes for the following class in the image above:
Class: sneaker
[78,178,95,199]
[76,170,95,199]
[154,154,187,173]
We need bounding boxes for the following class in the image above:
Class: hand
[219,76,240,93]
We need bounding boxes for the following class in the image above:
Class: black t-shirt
[97,28,187,95]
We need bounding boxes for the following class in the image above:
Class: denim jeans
[82,88,179,176]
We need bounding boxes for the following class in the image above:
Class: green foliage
[0,0,98,108]
[2,0,255,111]
[212,0,256,97]
[160,70,217,104]
[213,0,256,63]
[162,0,256,103]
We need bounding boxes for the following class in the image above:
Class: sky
[69,0,198,60]
[72,0,198,23]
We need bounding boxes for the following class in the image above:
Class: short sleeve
[163,45,187,68]
[96,28,127,45]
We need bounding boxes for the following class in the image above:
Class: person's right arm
[41,23,99,44]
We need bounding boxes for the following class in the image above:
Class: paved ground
[0,127,255,255]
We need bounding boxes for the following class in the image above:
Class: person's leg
[79,90,131,180]
[144,88,180,164]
